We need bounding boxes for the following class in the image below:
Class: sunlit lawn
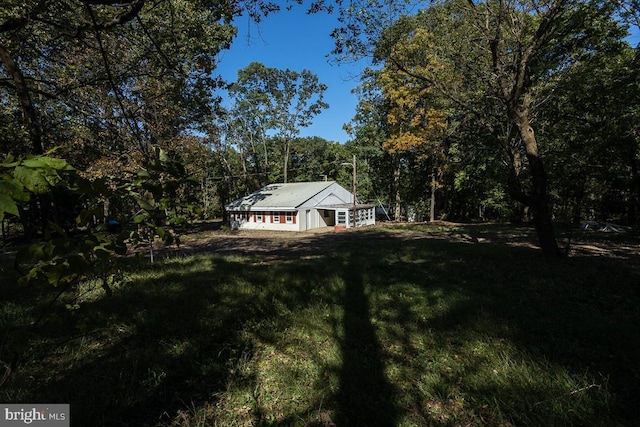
[1,224,638,426]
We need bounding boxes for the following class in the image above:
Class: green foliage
[541,42,640,223]
[123,147,201,253]
[15,228,126,290]
[340,0,640,232]
[1,149,198,291]
[227,62,329,183]
[288,136,348,182]
[0,153,74,221]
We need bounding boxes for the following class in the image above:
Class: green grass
[1,224,639,426]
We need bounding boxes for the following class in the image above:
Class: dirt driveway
[166,222,640,262]
[174,225,367,261]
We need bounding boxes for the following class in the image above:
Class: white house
[225,181,375,231]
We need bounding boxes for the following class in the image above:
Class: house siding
[231,210,299,231]
[226,181,374,231]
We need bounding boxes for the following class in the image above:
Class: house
[225,181,375,231]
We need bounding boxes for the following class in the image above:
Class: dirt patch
[154,222,640,263]
[172,226,362,262]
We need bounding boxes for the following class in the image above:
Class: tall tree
[333,0,627,257]
[226,81,274,188]
[0,0,244,237]
[542,42,640,224]
[287,136,347,182]
[0,0,238,159]
[376,23,448,220]
[343,71,394,209]
[228,62,328,183]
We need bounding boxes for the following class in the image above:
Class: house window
[286,212,293,223]
[323,210,330,218]
[337,211,346,225]
[273,212,280,223]
[256,212,263,222]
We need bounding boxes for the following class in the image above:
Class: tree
[376,23,448,220]
[333,0,628,257]
[225,81,277,189]
[1,1,229,154]
[288,136,347,182]
[0,0,242,238]
[228,62,328,183]
[541,42,640,224]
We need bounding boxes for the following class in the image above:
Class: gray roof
[226,181,339,210]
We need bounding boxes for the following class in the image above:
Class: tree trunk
[482,0,566,257]
[628,138,640,225]
[283,139,290,183]
[0,43,43,155]
[429,169,436,222]
[394,158,401,220]
[572,181,585,225]
[261,135,269,184]
[527,154,561,257]
[515,113,561,258]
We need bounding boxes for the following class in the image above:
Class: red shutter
[292,212,296,224]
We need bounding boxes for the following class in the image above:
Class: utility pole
[430,168,436,223]
[352,154,357,228]
[341,155,358,228]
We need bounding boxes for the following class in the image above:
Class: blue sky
[215,8,363,144]
[215,7,640,145]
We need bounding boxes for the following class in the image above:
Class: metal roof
[226,181,341,210]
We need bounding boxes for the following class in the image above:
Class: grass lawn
[1,223,639,426]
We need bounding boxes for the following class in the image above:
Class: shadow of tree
[332,253,399,426]
[1,255,331,425]
[1,228,638,426]
[345,237,639,425]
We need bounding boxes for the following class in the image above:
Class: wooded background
[1,0,639,258]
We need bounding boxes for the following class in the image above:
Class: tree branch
[79,0,146,30]
[84,3,147,151]
[0,0,49,33]
[135,15,178,73]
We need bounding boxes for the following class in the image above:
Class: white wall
[231,211,301,231]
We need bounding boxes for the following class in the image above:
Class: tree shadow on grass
[332,255,399,426]
[353,237,640,425]
[1,255,331,425]
[2,229,639,426]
